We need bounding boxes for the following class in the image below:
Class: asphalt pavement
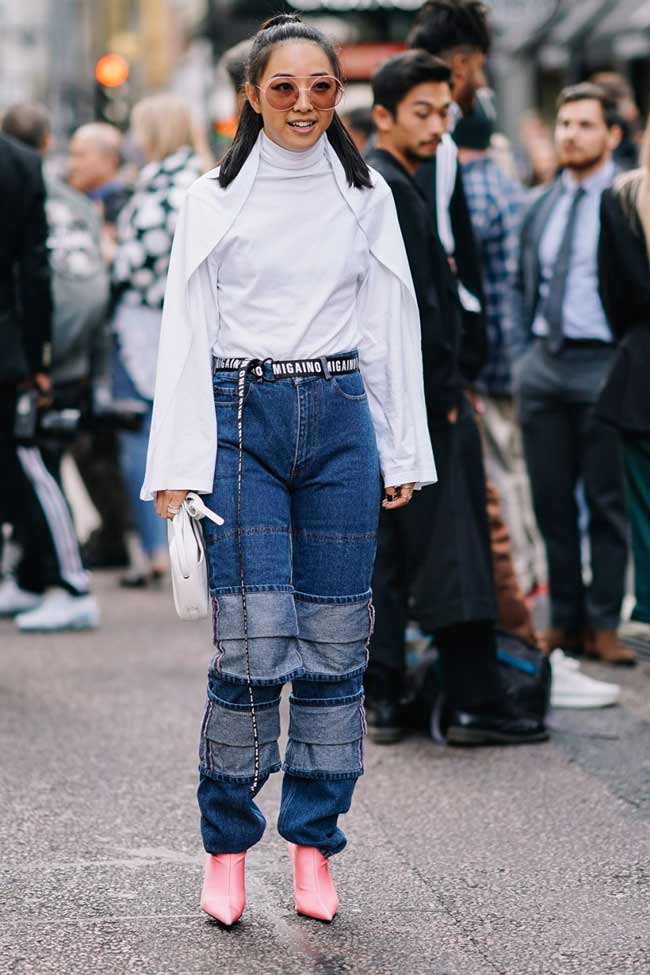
[2,572,650,975]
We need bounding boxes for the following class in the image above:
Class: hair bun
[260,14,302,31]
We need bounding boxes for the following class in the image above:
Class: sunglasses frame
[255,74,345,113]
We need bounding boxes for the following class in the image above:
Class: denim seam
[332,378,368,402]
[281,764,363,781]
[364,600,375,669]
[206,693,282,712]
[210,584,295,596]
[290,530,376,542]
[200,699,214,777]
[294,665,367,682]
[358,694,367,772]
[290,379,301,480]
[217,526,291,541]
[199,762,282,784]
[216,667,304,687]
[211,597,225,673]
[288,691,363,708]
[294,590,372,605]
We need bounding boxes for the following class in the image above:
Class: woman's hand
[155,489,190,520]
[382,483,415,510]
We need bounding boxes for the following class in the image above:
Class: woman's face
[247,41,338,152]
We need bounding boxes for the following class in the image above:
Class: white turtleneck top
[210,132,368,358]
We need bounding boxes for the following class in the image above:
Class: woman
[597,130,650,629]
[112,94,203,586]
[142,16,435,925]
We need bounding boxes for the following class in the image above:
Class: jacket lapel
[527,179,564,326]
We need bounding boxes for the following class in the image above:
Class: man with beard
[365,50,548,746]
[512,84,634,666]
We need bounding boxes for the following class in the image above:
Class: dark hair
[343,106,375,140]
[556,83,619,129]
[372,50,452,118]
[1,101,50,150]
[590,71,635,107]
[407,0,490,56]
[219,14,371,190]
[453,101,494,150]
[223,38,254,93]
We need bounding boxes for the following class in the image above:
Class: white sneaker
[16,588,100,632]
[550,649,620,709]
[551,648,580,672]
[0,577,43,617]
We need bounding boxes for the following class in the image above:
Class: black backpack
[401,629,551,741]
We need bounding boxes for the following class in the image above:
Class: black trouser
[71,430,131,564]
[368,398,502,713]
[0,387,88,596]
[516,341,628,632]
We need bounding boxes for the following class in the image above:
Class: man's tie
[543,186,587,355]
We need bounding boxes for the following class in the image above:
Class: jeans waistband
[213,352,359,381]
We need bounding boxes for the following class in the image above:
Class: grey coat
[510,180,564,363]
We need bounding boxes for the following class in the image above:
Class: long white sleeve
[140,193,218,500]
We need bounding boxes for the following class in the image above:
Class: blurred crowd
[1,0,649,738]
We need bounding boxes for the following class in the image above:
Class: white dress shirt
[532,160,615,342]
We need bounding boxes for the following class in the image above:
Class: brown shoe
[584,628,637,666]
[543,627,584,655]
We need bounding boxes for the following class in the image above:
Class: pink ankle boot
[200,852,246,925]
[288,843,339,922]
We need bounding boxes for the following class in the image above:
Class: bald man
[67,123,130,228]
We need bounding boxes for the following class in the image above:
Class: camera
[14,388,147,443]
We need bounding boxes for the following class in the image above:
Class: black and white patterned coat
[113,146,203,309]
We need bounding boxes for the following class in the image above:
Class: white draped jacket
[140,134,436,500]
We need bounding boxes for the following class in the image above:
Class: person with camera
[0,127,99,632]
[2,103,112,469]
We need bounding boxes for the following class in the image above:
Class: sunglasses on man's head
[257,75,344,112]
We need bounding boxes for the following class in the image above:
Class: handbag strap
[169,494,223,581]
[184,492,224,526]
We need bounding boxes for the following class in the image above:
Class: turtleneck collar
[260,130,327,175]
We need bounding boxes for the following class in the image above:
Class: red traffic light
[95,54,129,88]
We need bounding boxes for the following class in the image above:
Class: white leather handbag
[167,492,224,621]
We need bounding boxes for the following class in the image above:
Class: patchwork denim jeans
[198,359,381,858]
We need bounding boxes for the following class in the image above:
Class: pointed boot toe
[289,842,339,922]
[200,852,246,926]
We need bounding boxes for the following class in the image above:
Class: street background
[3,2,650,153]
[2,572,650,975]
[3,1,650,971]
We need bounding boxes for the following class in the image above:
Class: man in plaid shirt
[456,107,546,595]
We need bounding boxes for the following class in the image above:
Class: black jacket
[415,154,487,382]
[0,134,52,383]
[510,179,564,362]
[367,148,464,420]
[596,185,650,436]
[511,169,619,362]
